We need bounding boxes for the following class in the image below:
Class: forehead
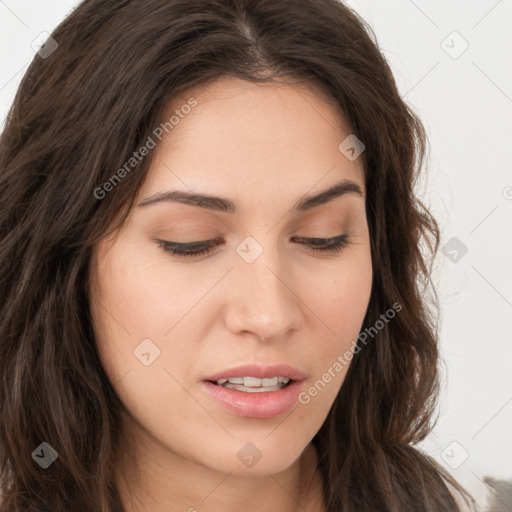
[162,76,352,147]
[138,77,365,205]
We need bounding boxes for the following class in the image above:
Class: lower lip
[201,380,305,419]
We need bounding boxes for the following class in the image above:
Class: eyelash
[156,234,351,258]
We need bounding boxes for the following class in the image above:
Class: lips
[203,363,307,383]
[201,363,307,418]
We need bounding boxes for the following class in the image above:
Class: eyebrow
[137,178,364,213]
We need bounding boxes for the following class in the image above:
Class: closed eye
[156,234,352,258]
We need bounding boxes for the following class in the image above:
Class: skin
[89,76,373,512]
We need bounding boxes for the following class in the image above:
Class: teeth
[261,377,278,387]
[244,376,269,387]
[223,383,283,392]
[214,376,291,387]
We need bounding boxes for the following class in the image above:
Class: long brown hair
[0,0,476,510]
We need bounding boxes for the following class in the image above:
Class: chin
[201,439,307,476]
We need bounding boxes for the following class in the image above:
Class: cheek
[311,246,372,336]
[291,264,372,438]
[88,241,168,383]
[89,240,209,397]
[303,246,372,386]
[91,239,188,346]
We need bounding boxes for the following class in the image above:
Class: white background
[1,1,511,509]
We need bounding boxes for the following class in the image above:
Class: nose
[224,243,304,343]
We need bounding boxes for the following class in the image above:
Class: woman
[0,0,477,510]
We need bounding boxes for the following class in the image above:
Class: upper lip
[203,363,307,382]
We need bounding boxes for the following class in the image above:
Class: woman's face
[89,77,372,476]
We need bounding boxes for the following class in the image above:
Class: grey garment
[484,477,512,512]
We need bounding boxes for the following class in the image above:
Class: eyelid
[155,233,352,258]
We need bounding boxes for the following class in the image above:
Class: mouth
[201,363,307,418]
[206,376,294,393]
